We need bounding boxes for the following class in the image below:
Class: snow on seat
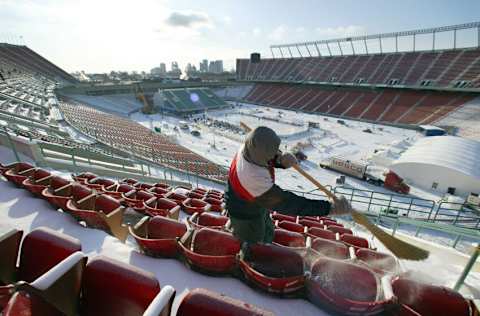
[164,191,188,204]
[81,255,175,316]
[40,175,72,209]
[341,234,370,249]
[181,198,212,215]
[65,193,128,242]
[306,257,394,315]
[0,227,82,310]
[187,212,229,230]
[392,276,473,316]
[179,228,241,274]
[175,288,274,316]
[310,237,350,260]
[306,227,336,240]
[355,248,398,275]
[276,220,305,233]
[104,183,136,199]
[144,197,181,219]
[239,243,305,294]
[123,190,156,213]
[85,177,116,192]
[327,225,353,236]
[3,162,35,186]
[271,212,297,223]
[130,216,188,258]
[202,196,225,212]
[71,172,97,185]
[273,228,306,248]
[21,168,52,196]
[299,218,324,229]
[148,186,171,198]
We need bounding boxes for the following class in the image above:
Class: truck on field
[319,156,410,194]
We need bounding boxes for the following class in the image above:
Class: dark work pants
[229,210,274,244]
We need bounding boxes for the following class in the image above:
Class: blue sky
[1,0,479,73]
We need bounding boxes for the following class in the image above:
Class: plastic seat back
[192,228,241,256]
[341,234,369,249]
[177,288,274,316]
[94,194,121,214]
[81,256,160,316]
[273,229,306,248]
[19,227,82,283]
[147,216,187,239]
[311,238,350,259]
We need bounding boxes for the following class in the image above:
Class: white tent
[390,136,480,197]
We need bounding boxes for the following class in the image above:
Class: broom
[240,122,429,261]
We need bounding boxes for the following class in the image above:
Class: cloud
[315,25,366,39]
[252,27,262,37]
[165,11,212,28]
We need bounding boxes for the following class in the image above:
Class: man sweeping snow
[225,126,352,245]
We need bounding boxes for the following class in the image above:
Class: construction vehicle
[319,156,410,194]
[134,83,155,114]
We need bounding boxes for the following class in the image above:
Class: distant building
[208,60,223,74]
[200,59,208,72]
[159,63,166,74]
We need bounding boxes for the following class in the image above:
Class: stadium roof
[392,136,480,180]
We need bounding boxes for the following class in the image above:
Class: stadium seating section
[59,100,227,181]
[237,48,480,89]
[243,83,474,124]
[1,162,477,316]
[0,43,76,83]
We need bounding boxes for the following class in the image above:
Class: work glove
[279,152,298,169]
[330,195,352,216]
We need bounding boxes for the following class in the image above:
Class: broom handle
[292,165,338,202]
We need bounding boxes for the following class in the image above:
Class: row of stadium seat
[237,48,480,89]
[244,83,474,124]
[1,161,477,316]
[59,100,228,181]
[0,227,273,316]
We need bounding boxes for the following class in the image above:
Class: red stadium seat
[176,288,274,316]
[310,238,350,260]
[341,234,370,249]
[187,212,229,230]
[0,228,83,311]
[327,225,353,236]
[202,196,225,212]
[355,248,398,274]
[41,176,72,209]
[148,186,170,198]
[271,212,297,223]
[179,228,241,274]
[22,168,52,196]
[3,162,35,186]
[130,216,187,258]
[306,227,336,240]
[65,193,128,242]
[181,198,212,215]
[239,243,305,294]
[392,276,472,316]
[273,228,306,248]
[277,220,304,233]
[81,256,174,316]
[123,190,156,213]
[306,257,394,315]
[144,197,180,219]
[72,172,97,185]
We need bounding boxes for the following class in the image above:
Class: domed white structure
[390,136,480,197]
